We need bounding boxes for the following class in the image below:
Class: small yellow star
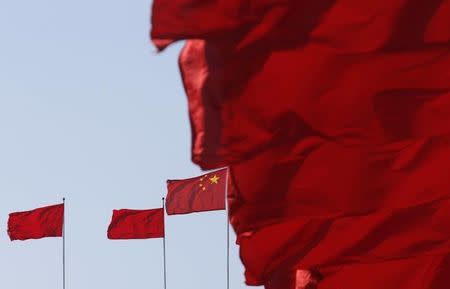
[209,175,220,184]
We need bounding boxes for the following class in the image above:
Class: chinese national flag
[107,208,164,239]
[152,0,450,288]
[8,204,64,241]
[166,168,227,215]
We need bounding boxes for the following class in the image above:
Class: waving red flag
[166,168,227,215]
[8,204,64,241]
[152,0,450,288]
[107,208,164,239]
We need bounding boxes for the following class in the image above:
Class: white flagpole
[162,197,167,289]
[225,169,230,289]
[62,197,66,289]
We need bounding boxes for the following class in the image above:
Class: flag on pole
[166,168,227,215]
[107,208,164,239]
[8,203,64,241]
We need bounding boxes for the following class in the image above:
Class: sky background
[0,1,258,288]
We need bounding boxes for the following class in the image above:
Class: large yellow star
[209,175,220,184]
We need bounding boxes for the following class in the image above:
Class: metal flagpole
[225,169,230,289]
[162,197,167,289]
[62,197,66,289]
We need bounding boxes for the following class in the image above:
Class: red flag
[8,204,64,241]
[152,0,450,288]
[107,208,164,239]
[166,168,227,215]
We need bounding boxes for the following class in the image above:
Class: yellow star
[209,175,220,184]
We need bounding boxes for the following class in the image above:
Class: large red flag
[152,0,450,288]
[166,168,227,215]
[107,208,164,239]
[8,204,64,241]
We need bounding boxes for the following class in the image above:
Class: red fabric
[107,208,164,239]
[266,256,450,289]
[151,0,288,51]
[265,269,322,289]
[166,168,227,215]
[152,0,450,288]
[8,204,64,241]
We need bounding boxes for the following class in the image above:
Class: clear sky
[0,1,259,288]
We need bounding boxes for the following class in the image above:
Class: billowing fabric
[8,204,64,241]
[151,0,450,288]
[166,168,227,215]
[107,208,164,239]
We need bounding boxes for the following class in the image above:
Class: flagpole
[225,169,230,289]
[162,197,167,289]
[226,214,230,289]
[62,197,66,289]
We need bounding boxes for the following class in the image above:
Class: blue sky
[0,1,258,288]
